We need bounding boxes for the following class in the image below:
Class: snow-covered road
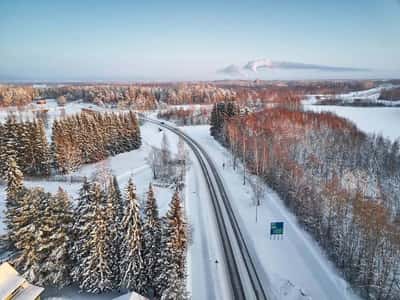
[185,143,233,300]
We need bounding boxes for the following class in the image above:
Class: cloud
[243,59,368,73]
[217,64,247,77]
[217,58,369,76]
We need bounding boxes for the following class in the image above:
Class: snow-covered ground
[181,125,361,300]
[302,85,400,142]
[304,105,400,141]
[303,84,400,106]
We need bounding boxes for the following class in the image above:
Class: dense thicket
[210,102,238,143]
[147,132,188,187]
[0,85,37,106]
[0,117,51,178]
[5,158,187,298]
[39,85,158,110]
[215,79,377,97]
[379,87,400,101]
[213,106,400,299]
[52,111,141,173]
[157,106,210,125]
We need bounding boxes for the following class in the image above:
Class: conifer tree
[80,183,114,293]
[40,187,73,287]
[105,175,122,288]
[15,121,30,174]
[120,178,145,293]
[129,111,141,148]
[142,184,163,297]
[13,188,50,284]
[71,178,93,283]
[32,120,51,176]
[4,158,24,246]
[158,191,187,296]
[1,118,19,175]
[111,175,124,221]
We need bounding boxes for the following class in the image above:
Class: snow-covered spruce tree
[4,157,25,247]
[14,121,30,174]
[158,190,188,296]
[129,111,141,149]
[39,187,73,287]
[161,267,189,300]
[142,183,163,297]
[105,175,123,288]
[0,118,18,176]
[112,175,124,222]
[80,183,114,293]
[32,119,51,176]
[120,178,145,293]
[71,177,93,283]
[13,187,51,284]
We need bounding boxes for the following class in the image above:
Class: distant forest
[379,87,400,101]
[0,80,383,108]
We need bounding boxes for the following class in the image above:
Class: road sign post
[270,221,284,240]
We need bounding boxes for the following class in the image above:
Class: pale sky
[1,0,399,81]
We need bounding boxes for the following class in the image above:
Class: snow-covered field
[302,85,400,142]
[304,104,400,141]
[303,84,400,106]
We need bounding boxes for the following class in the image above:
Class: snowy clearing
[304,105,400,141]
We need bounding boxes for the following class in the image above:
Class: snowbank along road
[141,116,269,300]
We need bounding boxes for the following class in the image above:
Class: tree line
[211,103,400,300]
[0,85,37,107]
[52,111,141,174]
[0,117,50,177]
[379,87,400,101]
[0,110,141,179]
[1,83,238,108]
[4,158,188,299]
[40,85,158,110]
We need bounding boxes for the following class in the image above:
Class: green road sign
[270,222,284,235]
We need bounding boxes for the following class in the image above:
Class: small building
[113,291,149,300]
[0,262,44,300]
